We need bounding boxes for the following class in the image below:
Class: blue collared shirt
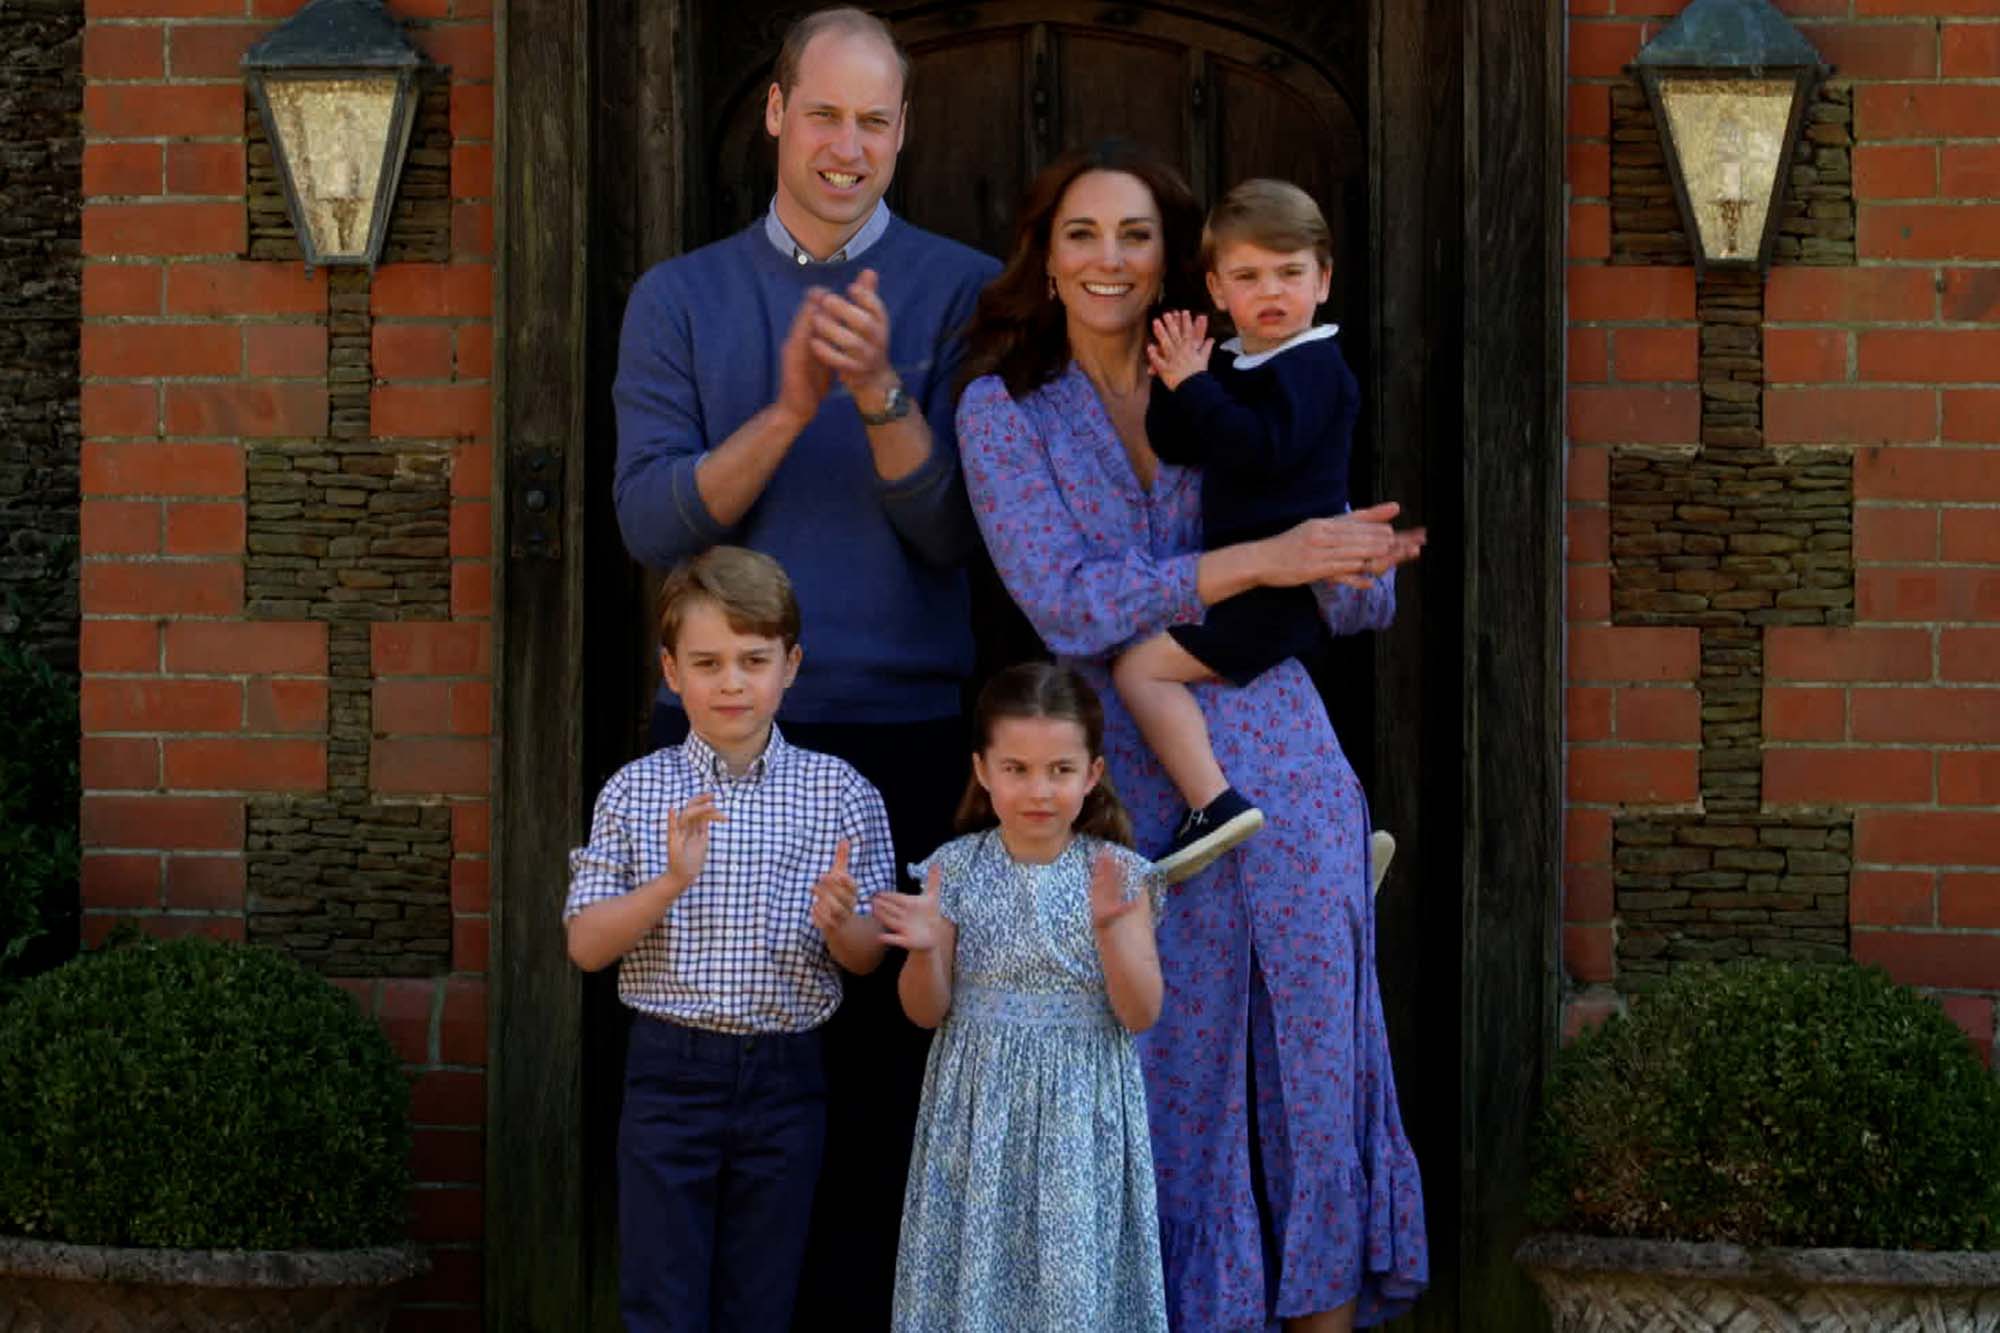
[764,196,892,266]
[565,725,895,1033]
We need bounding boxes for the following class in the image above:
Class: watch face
[862,385,912,424]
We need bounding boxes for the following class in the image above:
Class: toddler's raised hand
[875,863,946,953]
[665,793,723,886]
[1145,311,1213,390]
[810,838,861,935]
[1090,848,1143,931]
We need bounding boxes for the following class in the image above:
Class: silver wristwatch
[857,383,913,426]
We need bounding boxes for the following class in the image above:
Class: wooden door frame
[490,0,1564,1326]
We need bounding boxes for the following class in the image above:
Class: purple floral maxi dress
[956,368,1429,1331]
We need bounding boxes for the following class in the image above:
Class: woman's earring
[1047,275,1057,301]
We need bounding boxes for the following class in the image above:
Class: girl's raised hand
[1145,310,1213,391]
[665,793,723,886]
[875,863,946,953]
[1090,848,1143,931]
[810,838,861,935]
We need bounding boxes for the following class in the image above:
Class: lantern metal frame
[1632,0,1829,275]
[241,0,425,270]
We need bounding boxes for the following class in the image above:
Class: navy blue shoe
[1153,788,1264,884]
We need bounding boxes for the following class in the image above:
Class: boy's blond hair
[656,547,801,652]
[1201,178,1334,271]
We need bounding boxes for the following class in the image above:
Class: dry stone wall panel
[244,268,454,974]
[1608,270,1856,990]
[0,0,82,664]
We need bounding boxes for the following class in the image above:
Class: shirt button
[795,251,809,266]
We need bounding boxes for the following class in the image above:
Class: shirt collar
[681,724,789,784]
[1220,322,1340,370]
[764,198,892,267]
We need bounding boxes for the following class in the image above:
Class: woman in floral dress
[953,142,1431,1332]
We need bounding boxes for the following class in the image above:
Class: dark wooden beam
[1373,0,1563,1326]
[1458,0,1564,1326]
[1371,0,1467,1326]
[491,0,593,1325]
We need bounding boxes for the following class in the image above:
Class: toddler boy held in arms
[563,545,891,1333]
[1117,178,1369,884]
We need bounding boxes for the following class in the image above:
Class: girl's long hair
[954,662,1135,848]
[957,140,1206,400]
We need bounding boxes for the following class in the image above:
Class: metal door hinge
[511,445,562,560]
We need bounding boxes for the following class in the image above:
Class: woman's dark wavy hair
[958,140,1206,399]
[955,662,1135,848]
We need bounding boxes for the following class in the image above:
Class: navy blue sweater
[613,217,998,723]
[1145,328,1357,549]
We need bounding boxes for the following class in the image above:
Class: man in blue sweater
[611,7,998,1329]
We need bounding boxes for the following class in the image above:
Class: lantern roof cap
[1634,0,1825,72]
[243,0,421,71]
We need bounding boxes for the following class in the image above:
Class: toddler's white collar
[1220,322,1339,370]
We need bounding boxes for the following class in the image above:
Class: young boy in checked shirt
[564,545,891,1333]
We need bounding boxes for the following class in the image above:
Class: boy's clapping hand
[810,839,862,935]
[874,864,946,953]
[665,794,723,886]
[1145,311,1213,391]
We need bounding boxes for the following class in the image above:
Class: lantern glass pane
[1657,74,1796,264]
[263,73,401,262]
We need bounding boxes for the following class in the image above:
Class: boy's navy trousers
[648,706,967,1332]
[618,1014,826,1333]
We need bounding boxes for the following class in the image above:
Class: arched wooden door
[498,0,1565,1326]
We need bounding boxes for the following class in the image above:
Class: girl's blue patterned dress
[890,829,1169,1333]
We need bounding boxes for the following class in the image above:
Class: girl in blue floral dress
[875,663,1169,1333]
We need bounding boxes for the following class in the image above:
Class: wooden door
[496,1,1564,1328]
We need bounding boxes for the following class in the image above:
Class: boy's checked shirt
[565,727,894,1034]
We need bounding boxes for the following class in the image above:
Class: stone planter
[0,1236,425,1332]
[1518,1233,2000,1333]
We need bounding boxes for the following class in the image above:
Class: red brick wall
[1566,0,2000,1063]
[79,0,493,1324]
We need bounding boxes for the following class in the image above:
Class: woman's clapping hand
[1260,502,1426,590]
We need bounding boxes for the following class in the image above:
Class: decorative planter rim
[0,1236,425,1289]
[1517,1231,2000,1289]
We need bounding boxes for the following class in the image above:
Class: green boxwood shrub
[0,937,412,1249]
[1528,960,2000,1250]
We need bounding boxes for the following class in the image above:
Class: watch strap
[857,384,912,426]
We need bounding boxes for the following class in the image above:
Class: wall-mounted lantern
[242,0,424,270]
[1633,0,1828,275]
